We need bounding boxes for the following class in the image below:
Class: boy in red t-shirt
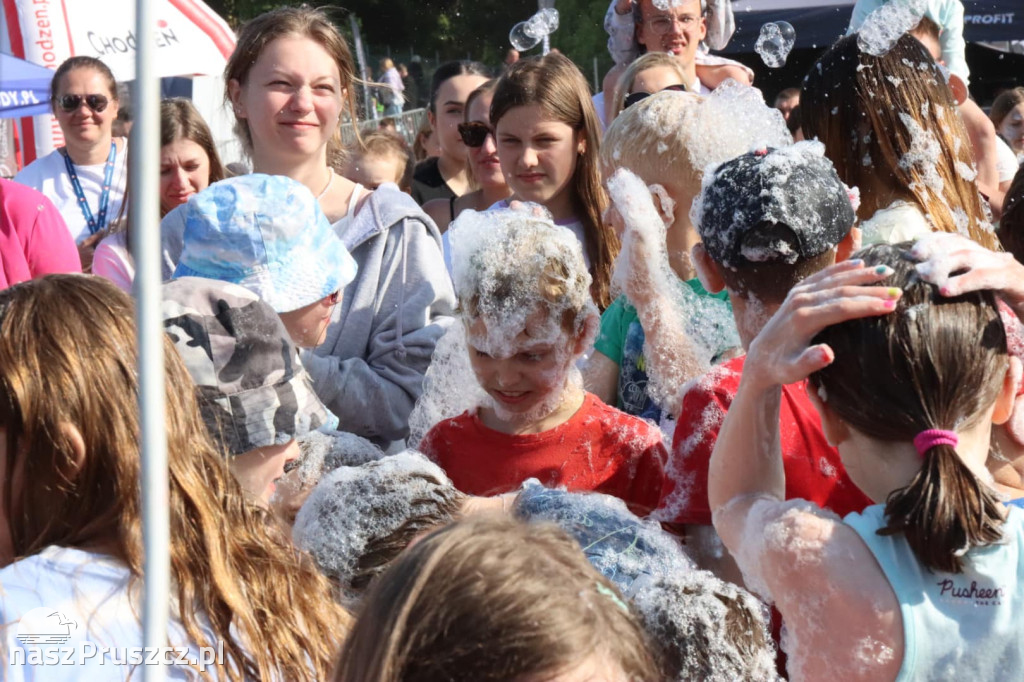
[655,143,872,583]
[419,209,667,516]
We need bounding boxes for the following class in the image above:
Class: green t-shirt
[593,278,738,419]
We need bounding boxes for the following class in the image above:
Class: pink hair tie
[913,429,959,456]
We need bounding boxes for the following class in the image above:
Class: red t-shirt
[421,392,667,515]
[665,355,871,525]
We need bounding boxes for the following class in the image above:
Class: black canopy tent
[722,0,1022,53]
[718,0,1023,102]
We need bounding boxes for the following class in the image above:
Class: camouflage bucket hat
[162,277,338,456]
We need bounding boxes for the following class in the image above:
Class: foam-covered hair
[450,206,598,353]
[292,452,464,598]
[602,83,790,199]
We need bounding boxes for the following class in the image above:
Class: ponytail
[880,443,1004,574]
[810,243,1011,575]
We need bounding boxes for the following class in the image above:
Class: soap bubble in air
[526,8,559,37]
[510,22,541,51]
[510,8,560,51]
[755,21,795,69]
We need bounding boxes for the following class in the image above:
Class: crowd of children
[2,0,1024,680]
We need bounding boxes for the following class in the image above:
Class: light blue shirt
[845,504,1024,680]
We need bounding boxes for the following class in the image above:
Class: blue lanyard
[62,141,117,235]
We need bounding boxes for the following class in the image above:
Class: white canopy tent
[1,0,235,165]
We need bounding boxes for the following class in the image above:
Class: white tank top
[329,183,367,237]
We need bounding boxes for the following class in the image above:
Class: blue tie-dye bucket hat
[173,173,358,312]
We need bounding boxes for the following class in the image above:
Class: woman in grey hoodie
[217,6,454,450]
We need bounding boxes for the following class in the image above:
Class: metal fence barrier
[341,107,428,149]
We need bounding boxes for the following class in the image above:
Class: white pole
[133,0,170,679]
[349,15,374,121]
[539,0,554,55]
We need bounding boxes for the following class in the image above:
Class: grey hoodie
[301,184,456,450]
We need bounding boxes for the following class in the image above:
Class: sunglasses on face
[57,93,110,113]
[622,83,687,110]
[458,121,494,148]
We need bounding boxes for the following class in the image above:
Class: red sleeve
[662,375,732,526]
[25,193,80,277]
[624,437,668,517]
[418,422,447,464]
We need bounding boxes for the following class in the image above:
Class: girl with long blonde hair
[0,275,348,680]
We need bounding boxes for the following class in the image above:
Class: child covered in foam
[708,237,1024,680]
[418,207,668,515]
[586,86,792,427]
[293,450,778,681]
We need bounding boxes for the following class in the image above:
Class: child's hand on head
[605,168,666,243]
[912,233,1024,314]
[744,260,901,390]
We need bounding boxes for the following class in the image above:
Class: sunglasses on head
[57,93,110,113]
[458,121,493,148]
[622,83,687,110]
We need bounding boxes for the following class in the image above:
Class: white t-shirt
[0,545,227,681]
[329,182,367,240]
[14,141,128,244]
[860,201,933,245]
[593,91,607,130]
[996,135,1021,184]
[471,199,592,271]
[93,206,188,292]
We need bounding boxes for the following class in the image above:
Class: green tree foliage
[547,0,615,91]
[206,0,614,89]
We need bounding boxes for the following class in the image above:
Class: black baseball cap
[696,143,856,269]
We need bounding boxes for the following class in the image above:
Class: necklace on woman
[317,167,334,200]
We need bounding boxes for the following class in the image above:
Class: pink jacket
[0,178,81,289]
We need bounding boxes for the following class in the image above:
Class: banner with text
[1,0,235,163]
